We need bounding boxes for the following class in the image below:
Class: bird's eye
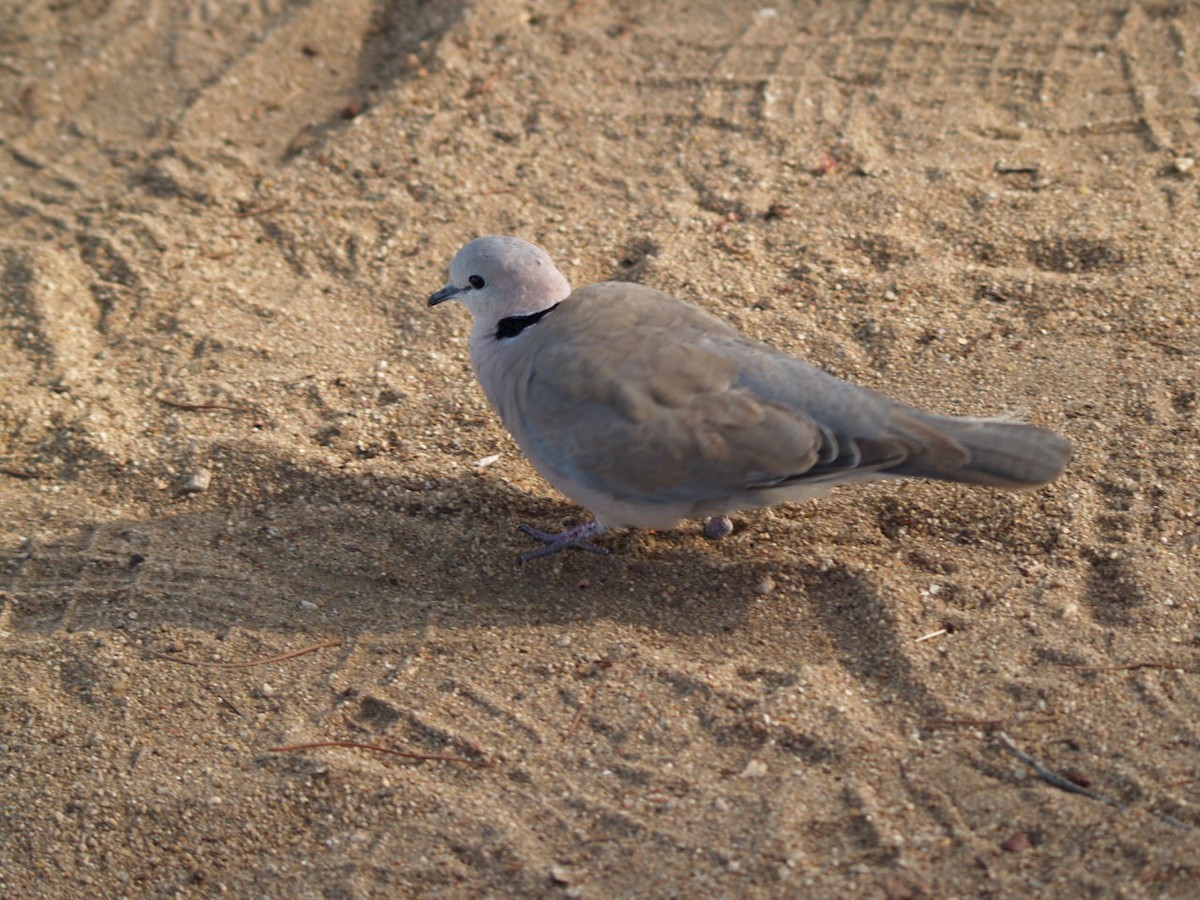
[468,275,485,289]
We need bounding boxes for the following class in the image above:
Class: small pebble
[1001,831,1031,853]
[704,516,734,540]
[740,759,768,778]
[179,468,212,494]
[1062,769,1092,788]
[754,577,776,595]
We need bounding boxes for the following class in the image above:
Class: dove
[429,236,1070,563]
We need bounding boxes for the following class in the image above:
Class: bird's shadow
[4,448,961,729]
[1,455,788,641]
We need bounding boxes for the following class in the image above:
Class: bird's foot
[517,520,610,563]
[703,516,734,540]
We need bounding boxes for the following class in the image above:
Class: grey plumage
[429,236,1071,560]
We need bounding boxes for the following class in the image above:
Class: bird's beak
[428,284,461,306]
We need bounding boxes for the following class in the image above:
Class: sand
[2,0,1198,896]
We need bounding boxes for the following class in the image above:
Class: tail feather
[894,415,1071,488]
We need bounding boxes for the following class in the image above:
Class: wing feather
[513,284,830,504]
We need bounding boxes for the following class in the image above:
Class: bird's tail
[892,414,1071,489]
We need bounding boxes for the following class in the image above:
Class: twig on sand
[1,466,42,479]
[997,731,1193,830]
[927,718,1007,729]
[563,685,596,741]
[925,716,1055,730]
[216,694,243,717]
[998,731,1122,807]
[156,395,250,413]
[266,740,490,767]
[234,200,288,218]
[1064,661,1200,675]
[147,639,342,669]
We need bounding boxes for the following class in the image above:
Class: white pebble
[179,468,212,494]
[740,759,768,778]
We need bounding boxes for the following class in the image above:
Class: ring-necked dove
[429,236,1070,563]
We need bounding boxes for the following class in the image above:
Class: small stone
[1174,156,1194,174]
[298,599,318,610]
[179,468,212,494]
[740,758,768,778]
[259,683,274,697]
[754,577,776,595]
[704,516,734,540]
[1001,831,1031,853]
[1062,769,1092,788]
[549,864,572,884]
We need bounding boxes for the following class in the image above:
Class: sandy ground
[1,0,1198,896]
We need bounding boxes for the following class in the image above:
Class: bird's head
[428,236,571,327]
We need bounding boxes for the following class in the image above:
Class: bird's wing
[506,283,940,507]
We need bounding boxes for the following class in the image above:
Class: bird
[428,235,1071,563]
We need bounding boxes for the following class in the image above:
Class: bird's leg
[703,516,734,540]
[517,519,610,563]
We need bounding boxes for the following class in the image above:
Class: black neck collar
[495,302,560,339]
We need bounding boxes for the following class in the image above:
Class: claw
[517,520,610,563]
